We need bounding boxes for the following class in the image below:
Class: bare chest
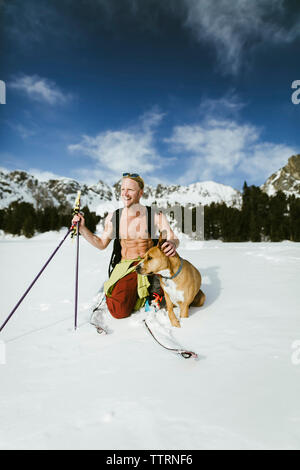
[119,213,149,240]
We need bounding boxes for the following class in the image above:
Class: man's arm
[154,211,179,256]
[72,212,113,250]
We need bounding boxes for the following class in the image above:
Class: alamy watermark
[0,80,6,104]
[291,340,300,366]
[108,203,204,241]
[0,340,6,365]
[291,80,300,105]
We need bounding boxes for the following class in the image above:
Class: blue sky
[1,0,300,189]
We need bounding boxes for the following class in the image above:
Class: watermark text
[0,80,6,104]
[108,203,204,240]
[291,80,300,105]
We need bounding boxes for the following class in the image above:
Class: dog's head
[136,231,169,276]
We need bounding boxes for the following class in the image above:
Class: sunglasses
[122,173,140,178]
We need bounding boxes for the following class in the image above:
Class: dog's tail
[190,289,205,307]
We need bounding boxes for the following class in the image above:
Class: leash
[143,319,198,360]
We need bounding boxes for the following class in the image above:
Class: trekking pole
[71,191,81,331]
[0,227,73,333]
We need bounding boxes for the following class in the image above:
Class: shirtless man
[72,173,179,319]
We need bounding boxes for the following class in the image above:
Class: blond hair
[122,175,144,190]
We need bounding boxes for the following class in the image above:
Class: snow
[141,181,242,209]
[0,231,300,450]
[262,168,300,198]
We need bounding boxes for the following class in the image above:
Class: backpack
[108,206,158,277]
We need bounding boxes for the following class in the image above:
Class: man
[72,173,179,320]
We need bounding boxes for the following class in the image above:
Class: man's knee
[105,270,138,319]
[106,296,133,319]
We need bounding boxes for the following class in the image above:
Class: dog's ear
[158,230,168,249]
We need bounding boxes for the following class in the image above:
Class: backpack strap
[108,209,121,277]
[116,208,120,239]
[147,205,151,238]
[146,205,158,246]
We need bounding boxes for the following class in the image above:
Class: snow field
[0,231,300,449]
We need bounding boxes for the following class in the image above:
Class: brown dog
[136,232,205,327]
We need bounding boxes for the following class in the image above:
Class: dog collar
[159,257,183,280]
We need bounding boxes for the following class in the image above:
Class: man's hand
[72,213,86,233]
[161,240,177,257]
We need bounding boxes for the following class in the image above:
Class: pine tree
[22,215,35,238]
[289,196,300,241]
[269,191,289,241]
[82,205,101,233]
[0,209,4,231]
[240,181,251,241]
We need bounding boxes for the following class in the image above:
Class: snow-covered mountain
[0,170,114,214]
[0,170,242,215]
[117,180,241,210]
[261,154,300,197]
[1,154,299,217]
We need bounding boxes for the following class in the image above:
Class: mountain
[1,154,300,217]
[0,170,114,214]
[0,170,242,215]
[261,154,300,197]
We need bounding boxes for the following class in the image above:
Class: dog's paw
[180,313,189,318]
[171,318,181,328]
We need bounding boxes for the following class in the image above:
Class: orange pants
[105,269,138,319]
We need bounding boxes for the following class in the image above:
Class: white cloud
[10,75,72,105]
[87,0,300,74]
[3,0,75,47]
[6,121,37,139]
[198,90,246,117]
[5,1,300,75]
[166,119,257,176]
[71,166,173,187]
[5,1,299,76]
[71,168,108,186]
[0,165,67,181]
[27,168,68,182]
[181,0,300,74]
[0,166,10,174]
[166,118,296,186]
[68,110,172,183]
[240,142,296,179]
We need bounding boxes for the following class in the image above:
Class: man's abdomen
[121,238,154,260]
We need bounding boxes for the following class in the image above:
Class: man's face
[121,178,143,208]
